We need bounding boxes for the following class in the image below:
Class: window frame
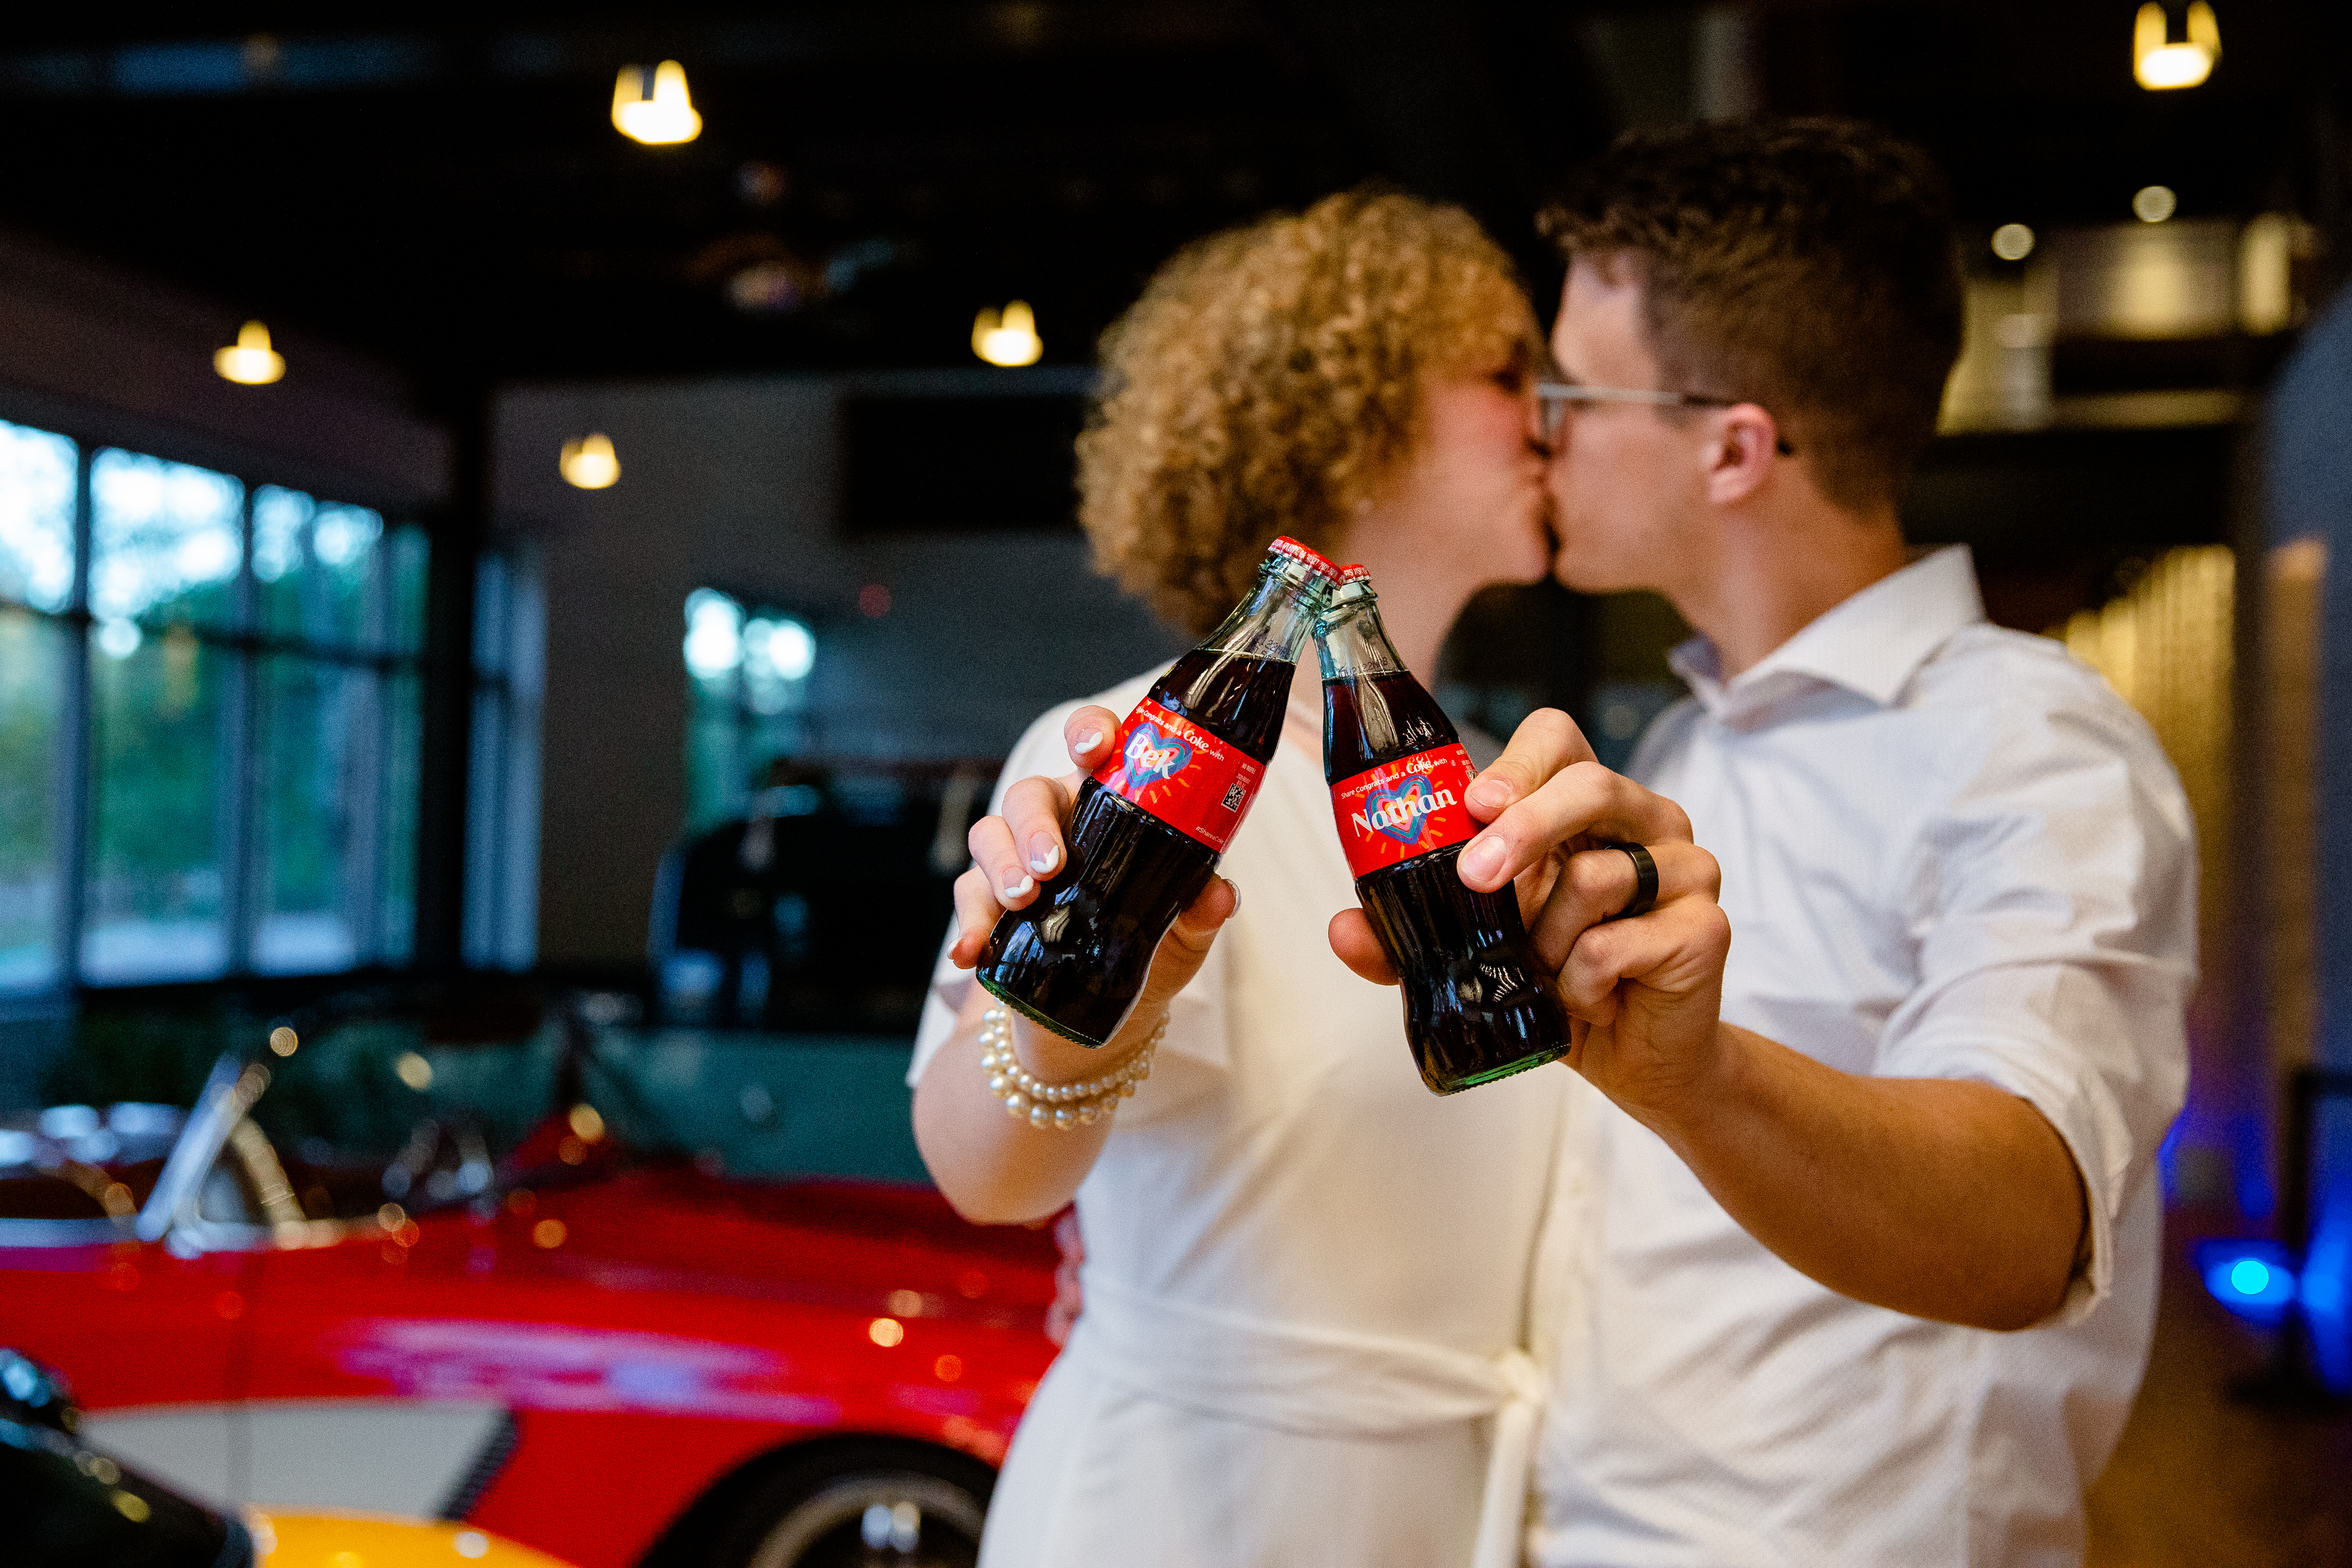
[0,416,433,996]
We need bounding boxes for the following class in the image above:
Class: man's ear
[1705,404,1783,506]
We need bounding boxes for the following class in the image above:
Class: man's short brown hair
[1538,117,1962,511]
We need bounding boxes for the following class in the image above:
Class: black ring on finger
[1602,842,1658,922]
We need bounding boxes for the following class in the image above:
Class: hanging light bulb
[1989,223,2036,262]
[2134,3,2219,90]
[214,321,285,385]
[972,301,1043,367]
[560,433,621,490]
[612,60,702,145]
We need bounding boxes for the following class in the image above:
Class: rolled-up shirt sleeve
[1875,687,2197,1325]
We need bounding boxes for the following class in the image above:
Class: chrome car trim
[747,1473,987,1568]
[0,1215,137,1248]
[137,1056,267,1243]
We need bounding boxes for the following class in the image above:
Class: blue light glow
[2306,1196,2350,1394]
[2195,1238,2297,1320]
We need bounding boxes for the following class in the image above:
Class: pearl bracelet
[979,1005,1163,1131]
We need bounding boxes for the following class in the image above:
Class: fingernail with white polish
[1074,729,1105,755]
[1029,837,1061,876]
[1003,874,1035,900]
[1460,837,1506,885]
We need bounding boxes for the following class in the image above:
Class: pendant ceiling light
[612,60,702,145]
[2134,2,2219,90]
[560,433,621,490]
[214,321,285,385]
[972,302,1043,367]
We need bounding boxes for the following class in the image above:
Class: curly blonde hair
[1078,189,1544,635]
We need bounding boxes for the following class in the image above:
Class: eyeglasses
[1536,379,1795,456]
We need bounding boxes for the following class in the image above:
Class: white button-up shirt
[1529,546,2196,1567]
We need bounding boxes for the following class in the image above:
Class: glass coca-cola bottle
[977,537,1339,1046]
[1318,566,1569,1092]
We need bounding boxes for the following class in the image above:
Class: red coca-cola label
[1329,744,1479,878]
[1092,697,1265,853]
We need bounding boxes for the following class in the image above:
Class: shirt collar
[1667,545,1986,724]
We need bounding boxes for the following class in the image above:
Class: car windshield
[3,991,927,1234]
[0,1108,180,1223]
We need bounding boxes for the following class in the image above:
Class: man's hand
[1328,707,1731,1115]
[1328,711,2081,1331]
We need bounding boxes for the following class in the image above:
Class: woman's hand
[947,704,1121,968]
[1326,707,1731,1112]
[948,702,1235,1035]
[916,704,1237,1226]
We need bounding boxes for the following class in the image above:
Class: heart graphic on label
[1363,776,1436,845]
[1124,723,1192,784]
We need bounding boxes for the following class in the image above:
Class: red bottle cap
[1267,536,1341,582]
[1336,564,1372,586]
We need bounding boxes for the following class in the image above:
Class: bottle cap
[1336,564,1372,586]
[1266,536,1341,582]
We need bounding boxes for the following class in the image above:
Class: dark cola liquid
[977,648,1291,1046]
[1327,672,1570,1093]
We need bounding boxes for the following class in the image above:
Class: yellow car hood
[250,1511,577,1568]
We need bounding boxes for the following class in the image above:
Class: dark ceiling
[1,2,2344,398]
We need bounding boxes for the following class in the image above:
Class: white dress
[910,668,1569,1568]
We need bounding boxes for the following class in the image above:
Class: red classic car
[0,1051,1057,1568]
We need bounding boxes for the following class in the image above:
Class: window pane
[90,449,243,632]
[684,588,746,833]
[683,590,813,835]
[253,656,366,974]
[0,608,62,992]
[0,420,77,613]
[85,622,226,983]
[379,671,421,964]
[253,485,382,647]
[386,525,429,654]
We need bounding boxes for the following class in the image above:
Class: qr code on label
[1221,782,1246,811]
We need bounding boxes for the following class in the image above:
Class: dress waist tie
[1069,1274,1546,1568]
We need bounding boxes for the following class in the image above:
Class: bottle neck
[1314,593,1406,681]
[1201,565,1323,664]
